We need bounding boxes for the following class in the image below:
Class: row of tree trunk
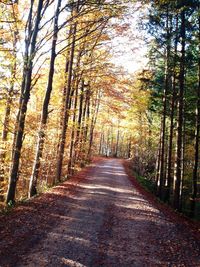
[0,0,109,204]
[155,2,200,216]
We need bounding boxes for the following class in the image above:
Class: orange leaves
[112,23,131,36]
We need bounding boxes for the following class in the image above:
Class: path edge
[123,159,200,241]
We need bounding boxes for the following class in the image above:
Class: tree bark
[173,10,185,210]
[190,10,200,217]
[0,2,18,201]
[55,21,77,182]
[165,15,178,203]
[78,84,90,163]
[155,130,162,194]
[29,0,62,198]
[68,71,82,174]
[73,79,85,164]
[11,0,34,159]
[6,0,44,204]
[158,7,171,199]
[115,122,120,158]
[87,89,100,160]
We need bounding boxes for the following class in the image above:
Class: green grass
[134,172,156,193]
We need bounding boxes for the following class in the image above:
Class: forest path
[1,158,200,266]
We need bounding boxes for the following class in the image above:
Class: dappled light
[1,158,200,266]
[61,258,87,267]
[0,0,200,265]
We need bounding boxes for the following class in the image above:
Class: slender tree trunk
[73,79,84,164]
[173,10,185,210]
[55,22,77,182]
[6,0,44,204]
[0,97,12,201]
[67,45,84,174]
[0,2,18,201]
[115,123,120,158]
[68,76,80,174]
[127,137,131,158]
[12,0,34,159]
[29,0,62,198]
[155,130,162,193]
[79,85,90,162]
[179,113,186,212]
[87,90,100,160]
[99,131,103,155]
[68,42,88,170]
[56,26,72,157]
[158,8,171,199]
[190,12,200,217]
[165,16,178,203]
[106,129,109,157]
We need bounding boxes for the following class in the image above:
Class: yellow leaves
[184,144,195,161]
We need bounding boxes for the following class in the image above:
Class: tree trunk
[0,2,18,201]
[55,22,77,182]
[127,137,131,158]
[155,130,162,194]
[0,96,12,201]
[73,79,85,164]
[173,10,185,210]
[29,0,62,198]
[99,131,103,155]
[190,11,200,217]
[158,7,171,199]
[11,0,34,159]
[6,0,44,204]
[165,15,178,203]
[115,120,120,158]
[87,90,100,160]
[79,85,90,163]
[68,76,80,175]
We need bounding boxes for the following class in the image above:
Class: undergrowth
[133,172,156,194]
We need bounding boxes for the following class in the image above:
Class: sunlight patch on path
[9,158,200,267]
[61,258,87,267]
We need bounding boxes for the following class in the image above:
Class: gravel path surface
[1,158,200,266]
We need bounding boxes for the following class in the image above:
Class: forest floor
[1,158,200,267]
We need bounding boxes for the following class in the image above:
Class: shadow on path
[0,158,200,266]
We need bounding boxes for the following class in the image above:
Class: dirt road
[1,158,200,266]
